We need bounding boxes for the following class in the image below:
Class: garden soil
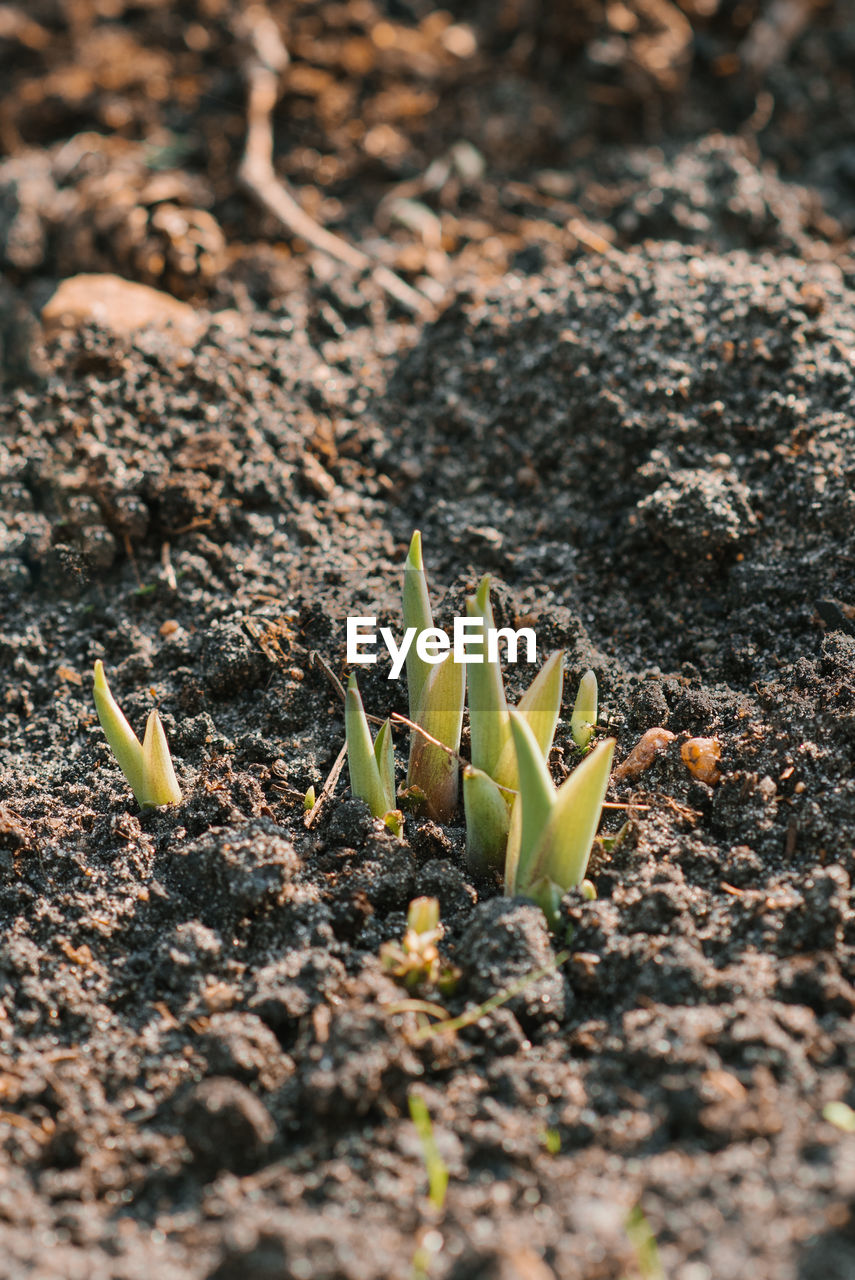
[2,2,855,1277]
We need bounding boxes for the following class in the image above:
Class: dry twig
[304,741,348,828]
[237,7,433,317]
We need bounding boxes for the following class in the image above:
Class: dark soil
[3,3,855,1278]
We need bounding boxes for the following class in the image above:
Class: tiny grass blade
[408,1092,449,1213]
[625,1205,665,1280]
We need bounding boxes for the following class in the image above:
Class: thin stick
[122,534,143,590]
[391,712,465,762]
[160,542,177,592]
[310,651,388,725]
[237,10,433,318]
[304,741,348,828]
[309,650,347,704]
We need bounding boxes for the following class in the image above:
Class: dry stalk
[237,7,433,318]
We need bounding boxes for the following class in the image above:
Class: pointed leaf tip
[474,573,491,616]
[373,717,397,814]
[345,674,391,819]
[465,573,510,778]
[141,709,182,808]
[526,737,616,894]
[92,660,147,806]
[508,708,556,891]
[517,649,564,756]
[402,529,434,721]
[406,529,424,571]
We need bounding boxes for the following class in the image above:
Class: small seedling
[402,532,465,822]
[408,1091,449,1279]
[401,948,570,1041]
[345,673,402,831]
[462,763,511,875]
[408,1091,449,1212]
[463,572,564,870]
[345,672,394,817]
[624,1204,665,1280]
[505,708,615,924]
[381,897,459,993]
[93,660,181,809]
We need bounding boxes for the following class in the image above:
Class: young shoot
[402,531,465,822]
[463,572,564,871]
[505,708,615,926]
[462,764,510,876]
[380,896,459,993]
[345,673,402,832]
[93,660,181,809]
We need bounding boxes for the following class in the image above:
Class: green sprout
[462,763,511,875]
[465,573,512,786]
[570,669,598,749]
[463,572,564,870]
[402,532,465,822]
[408,1092,449,1213]
[540,1128,561,1155]
[504,708,615,925]
[345,673,402,832]
[466,576,565,790]
[380,896,459,993]
[93,660,181,809]
[624,1204,665,1280]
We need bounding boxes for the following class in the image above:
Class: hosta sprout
[93,660,181,809]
